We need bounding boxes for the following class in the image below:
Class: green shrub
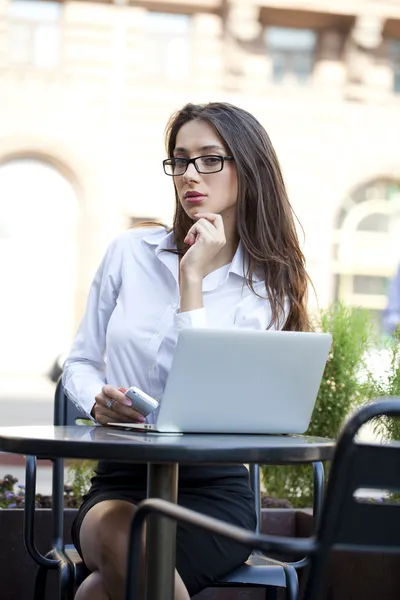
[0,475,25,508]
[0,471,90,508]
[66,459,96,503]
[261,302,374,507]
[366,328,400,444]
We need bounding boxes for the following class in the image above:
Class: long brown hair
[164,102,312,332]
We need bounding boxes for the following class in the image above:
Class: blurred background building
[1,0,400,377]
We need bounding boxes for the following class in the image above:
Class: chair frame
[23,378,326,599]
[123,398,400,600]
[24,382,86,600]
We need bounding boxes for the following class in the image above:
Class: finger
[101,385,132,407]
[184,228,197,246]
[94,407,114,426]
[184,223,203,245]
[94,404,145,424]
[194,218,217,235]
[98,410,142,424]
[96,391,144,420]
[109,401,146,421]
[95,410,130,426]
[184,219,215,245]
[191,217,225,241]
[193,213,224,232]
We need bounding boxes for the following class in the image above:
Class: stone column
[345,13,391,101]
[313,30,346,92]
[352,14,383,50]
[191,13,224,88]
[225,0,266,90]
[0,0,10,69]
[227,0,261,42]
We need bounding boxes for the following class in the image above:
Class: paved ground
[0,374,60,494]
[0,373,55,423]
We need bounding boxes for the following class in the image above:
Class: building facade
[0,0,400,374]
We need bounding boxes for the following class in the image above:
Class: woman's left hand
[180,213,226,280]
[93,385,146,426]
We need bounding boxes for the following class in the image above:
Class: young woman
[63,102,311,600]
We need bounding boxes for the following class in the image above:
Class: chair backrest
[317,397,400,552]
[54,377,87,426]
[304,397,400,600]
[248,464,261,533]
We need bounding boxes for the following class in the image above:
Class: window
[357,213,389,232]
[353,276,389,295]
[333,178,399,328]
[388,39,400,94]
[143,12,190,81]
[9,0,61,68]
[0,159,79,373]
[336,180,400,229]
[265,26,317,84]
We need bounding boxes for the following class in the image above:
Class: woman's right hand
[92,385,146,426]
[180,213,226,280]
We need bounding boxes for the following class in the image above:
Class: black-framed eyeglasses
[163,155,234,176]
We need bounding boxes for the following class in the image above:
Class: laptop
[109,328,332,435]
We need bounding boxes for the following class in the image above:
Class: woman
[63,102,311,600]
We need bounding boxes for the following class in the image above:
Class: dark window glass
[353,275,389,295]
[9,0,61,68]
[357,213,389,232]
[265,27,317,85]
[388,39,400,94]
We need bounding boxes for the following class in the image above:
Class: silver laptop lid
[157,329,332,434]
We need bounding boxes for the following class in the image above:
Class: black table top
[0,425,334,464]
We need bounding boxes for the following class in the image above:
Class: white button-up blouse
[62,227,277,419]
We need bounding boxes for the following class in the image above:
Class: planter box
[0,509,399,600]
[0,509,77,600]
[0,508,311,600]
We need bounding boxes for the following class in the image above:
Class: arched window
[0,158,79,375]
[332,179,400,333]
[357,213,390,232]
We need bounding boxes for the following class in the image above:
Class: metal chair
[126,398,400,600]
[24,381,89,600]
[25,378,326,599]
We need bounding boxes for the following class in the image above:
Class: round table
[0,425,335,600]
[0,424,334,463]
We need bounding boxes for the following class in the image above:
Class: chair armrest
[286,460,324,570]
[125,497,316,600]
[24,455,59,569]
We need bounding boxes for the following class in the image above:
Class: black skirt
[72,461,257,597]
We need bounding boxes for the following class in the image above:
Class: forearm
[179,271,203,313]
[62,360,105,419]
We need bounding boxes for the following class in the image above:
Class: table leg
[145,462,179,600]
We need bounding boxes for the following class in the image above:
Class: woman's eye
[202,157,219,165]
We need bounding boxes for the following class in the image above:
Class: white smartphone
[124,386,159,417]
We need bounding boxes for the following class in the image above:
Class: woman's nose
[183,162,200,183]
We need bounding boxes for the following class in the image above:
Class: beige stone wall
[0,0,400,358]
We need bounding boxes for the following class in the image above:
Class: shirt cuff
[174,308,207,330]
[63,375,103,421]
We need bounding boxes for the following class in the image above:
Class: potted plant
[2,307,398,600]
[0,470,80,599]
[261,301,374,507]
[260,303,400,600]
[365,328,400,448]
